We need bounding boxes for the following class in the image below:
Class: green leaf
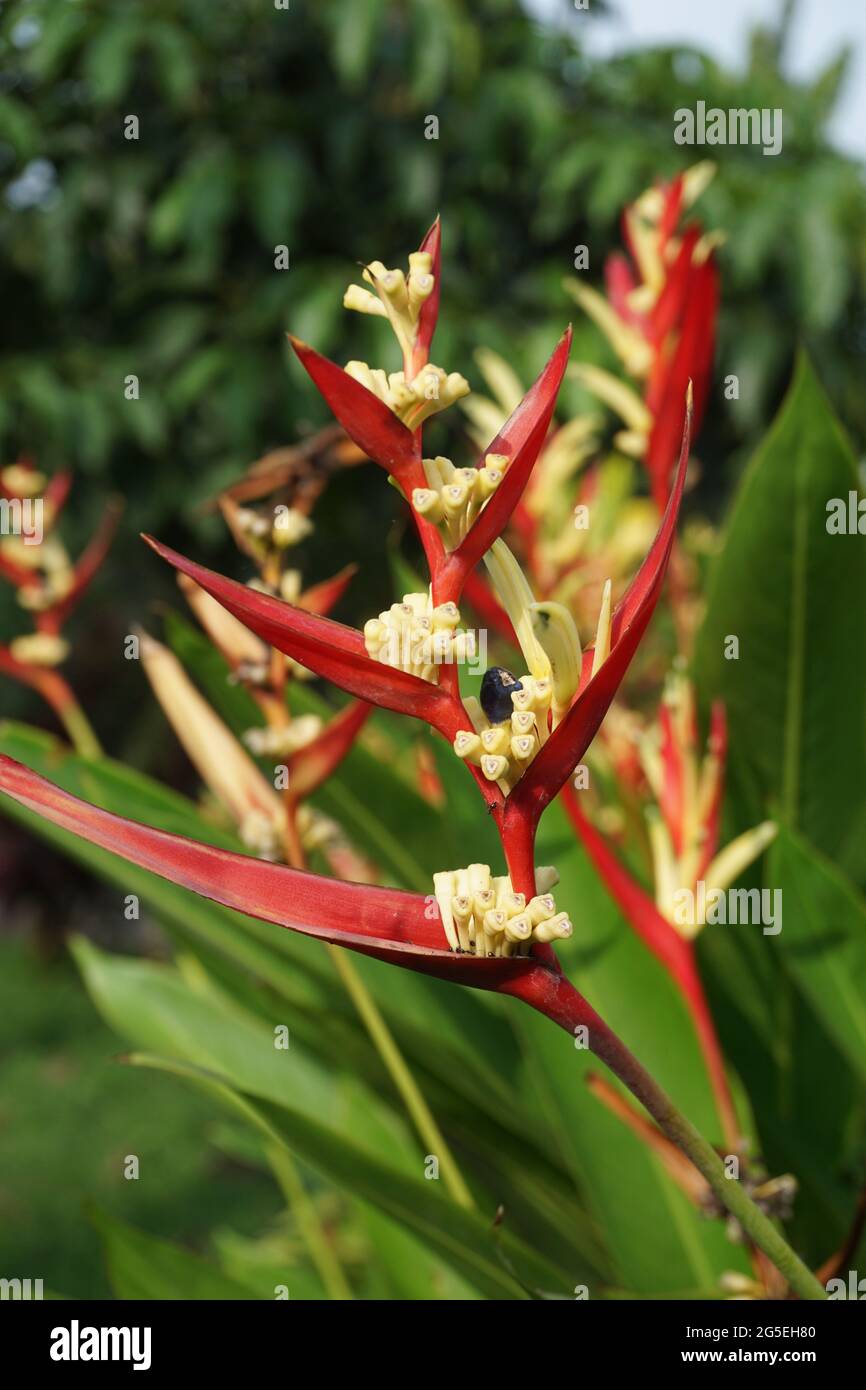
[694,354,866,883]
[769,825,866,1085]
[90,1207,260,1300]
[82,17,142,106]
[127,1051,578,1301]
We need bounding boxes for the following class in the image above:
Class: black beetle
[480,666,523,724]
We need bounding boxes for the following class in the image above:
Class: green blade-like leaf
[694,353,866,883]
[90,1207,260,1300]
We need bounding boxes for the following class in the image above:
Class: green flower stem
[59,697,102,759]
[327,944,475,1210]
[267,1141,353,1301]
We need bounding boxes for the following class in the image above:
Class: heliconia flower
[141,395,689,828]
[601,669,777,939]
[343,218,442,377]
[564,163,720,509]
[0,463,119,758]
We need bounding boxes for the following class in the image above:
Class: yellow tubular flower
[432,867,569,956]
[343,251,435,361]
[568,364,653,435]
[9,633,70,667]
[563,279,654,377]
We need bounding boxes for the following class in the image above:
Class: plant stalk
[327,944,475,1210]
[507,968,827,1301]
[266,1141,353,1300]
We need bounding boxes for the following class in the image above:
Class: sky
[527,0,866,161]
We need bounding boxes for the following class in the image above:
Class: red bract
[38,498,122,635]
[0,752,531,987]
[412,216,441,370]
[645,245,718,510]
[504,398,691,828]
[289,337,421,487]
[436,328,572,600]
[296,564,357,617]
[286,699,373,802]
[143,537,470,741]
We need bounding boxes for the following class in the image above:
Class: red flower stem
[678,942,740,1152]
[498,801,538,900]
[506,968,826,1301]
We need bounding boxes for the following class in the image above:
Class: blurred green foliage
[0,0,864,534]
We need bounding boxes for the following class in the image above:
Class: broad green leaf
[694,354,866,883]
[700,918,862,1262]
[127,1051,580,1301]
[769,826,866,1085]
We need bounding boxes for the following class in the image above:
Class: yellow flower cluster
[344,360,469,429]
[8,632,70,667]
[412,454,507,547]
[433,864,571,957]
[243,715,323,758]
[363,593,475,682]
[2,534,73,614]
[453,674,553,792]
[344,252,435,358]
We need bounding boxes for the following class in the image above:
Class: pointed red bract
[509,401,691,821]
[0,753,532,987]
[289,337,419,484]
[42,498,122,632]
[695,701,727,882]
[414,217,441,365]
[440,328,572,596]
[658,702,685,855]
[288,700,372,801]
[142,537,468,741]
[646,253,717,508]
[298,564,357,617]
